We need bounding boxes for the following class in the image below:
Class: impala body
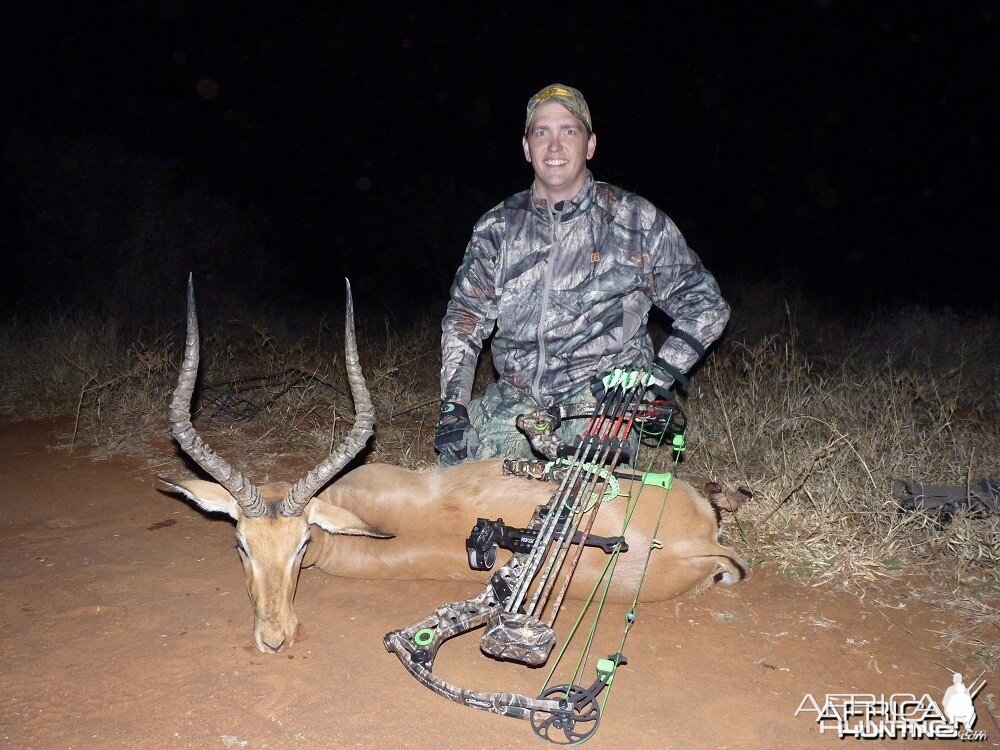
[161,278,745,653]
[303,462,744,601]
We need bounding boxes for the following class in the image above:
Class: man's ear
[307,501,394,538]
[587,132,596,160]
[157,476,239,519]
[523,135,531,162]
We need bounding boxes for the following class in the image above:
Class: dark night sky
[1,1,997,315]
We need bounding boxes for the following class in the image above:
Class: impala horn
[168,274,268,517]
[281,278,375,516]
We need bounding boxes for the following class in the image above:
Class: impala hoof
[258,635,287,653]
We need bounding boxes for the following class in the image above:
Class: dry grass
[0,311,445,476]
[1,290,997,650]
[673,307,998,662]
[683,336,999,584]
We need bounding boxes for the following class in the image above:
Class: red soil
[1,419,995,749]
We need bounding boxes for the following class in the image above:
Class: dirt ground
[1,418,996,750]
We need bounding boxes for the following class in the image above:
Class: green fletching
[604,367,656,391]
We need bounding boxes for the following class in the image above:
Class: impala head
[159,276,389,653]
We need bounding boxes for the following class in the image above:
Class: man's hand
[434,402,480,464]
[648,358,677,399]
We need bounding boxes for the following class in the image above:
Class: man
[435,83,729,466]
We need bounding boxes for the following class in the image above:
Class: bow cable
[599,427,685,715]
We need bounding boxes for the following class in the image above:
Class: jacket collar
[529,171,596,221]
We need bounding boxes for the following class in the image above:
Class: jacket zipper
[532,205,560,405]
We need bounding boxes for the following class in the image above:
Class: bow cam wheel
[530,685,601,745]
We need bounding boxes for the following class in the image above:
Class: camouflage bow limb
[383,534,566,720]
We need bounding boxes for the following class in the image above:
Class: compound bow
[384,368,686,744]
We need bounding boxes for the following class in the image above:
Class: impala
[160,278,746,653]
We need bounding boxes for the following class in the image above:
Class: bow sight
[384,366,687,744]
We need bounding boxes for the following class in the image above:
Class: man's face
[522,101,596,205]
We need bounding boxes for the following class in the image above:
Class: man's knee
[474,432,534,461]
[437,450,463,468]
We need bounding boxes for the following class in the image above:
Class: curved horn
[281,279,374,516]
[168,274,267,518]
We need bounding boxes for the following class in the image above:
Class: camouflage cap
[525,84,592,133]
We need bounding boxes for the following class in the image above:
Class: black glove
[648,359,676,399]
[434,402,480,463]
[650,357,688,397]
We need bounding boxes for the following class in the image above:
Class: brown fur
[304,460,746,601]
[162,460,746,652]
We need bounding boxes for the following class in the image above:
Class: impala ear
[308,501,394,539]
[157,476,240,520]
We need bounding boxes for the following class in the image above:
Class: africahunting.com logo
[795,672,987,741]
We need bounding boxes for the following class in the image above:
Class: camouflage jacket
[441,172,730,407]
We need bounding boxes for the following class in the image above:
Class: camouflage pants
[438,379,626,466]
